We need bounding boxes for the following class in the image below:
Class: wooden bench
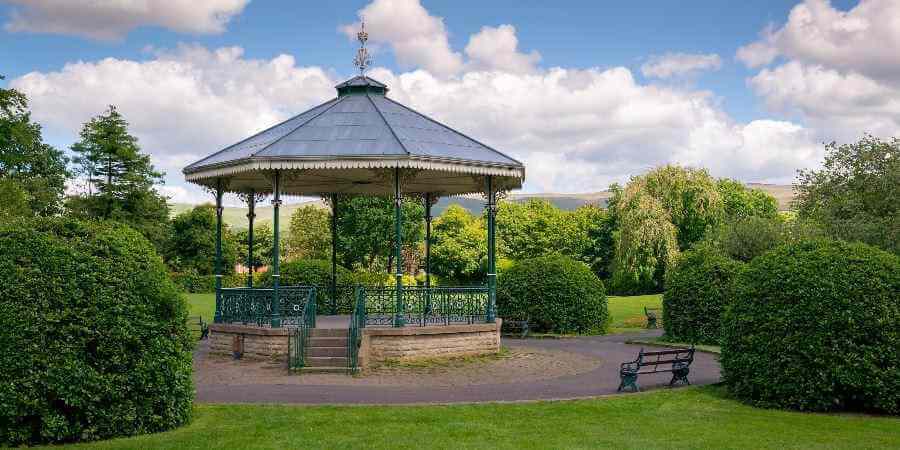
[618,346,694,392]
[188,315,209,340]
[644,307,661,328]
[501,319,530,338]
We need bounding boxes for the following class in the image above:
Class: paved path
[195,330,720,405]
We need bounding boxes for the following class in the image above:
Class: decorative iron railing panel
[218,286,316,327]
[363,286,489,327]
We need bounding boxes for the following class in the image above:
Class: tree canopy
[67,105,170,249]
[0,78,69,216]
[285,203,331,261]
[795,135,899,255]
[166,204,237,275]
[335,196,424,272]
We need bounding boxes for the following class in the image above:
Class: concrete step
[309,337,348,347]
[308,346,346,357]
[296,366,349,374]
[309,328,348,338]
[306,356,348,367]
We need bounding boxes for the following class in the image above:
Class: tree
[716,178,778,220]
[0,179,30,219]
[609,186,680,294]
[335,196,424,272]
[67,106,170,249]
[795,135,900,255]
[431,204,486,282]
[236,225,273,270]
[636,165,723,250]
[0,77,69,216]
[285,204,331,260]
[166,204,238,275]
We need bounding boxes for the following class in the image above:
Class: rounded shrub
[497,255,609,334]
[721,239,900,414]
[0,218,194,446]
[663,245,744,344]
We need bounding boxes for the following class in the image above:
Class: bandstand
[183,28,524,373]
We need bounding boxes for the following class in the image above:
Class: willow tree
[610,186,680,294]
[638,165,724,250]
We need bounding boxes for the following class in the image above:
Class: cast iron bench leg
[618,372,639,392]
[669,365,690,387]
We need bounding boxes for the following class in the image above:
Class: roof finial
[353,20,371,75]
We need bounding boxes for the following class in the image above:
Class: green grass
[185,293,215,322]
[607,294,662,333]
[43,386,899,449]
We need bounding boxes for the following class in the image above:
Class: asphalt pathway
[195,330,721,405]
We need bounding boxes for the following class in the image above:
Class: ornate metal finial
[353,20,371,74]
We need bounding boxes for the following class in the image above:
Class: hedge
[497,255,609,334]
[721,239,900,414]
[0,218,194,445]
[663,245,744,344]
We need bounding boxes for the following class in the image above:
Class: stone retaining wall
[359,320,501,368]
[208,323,291,361]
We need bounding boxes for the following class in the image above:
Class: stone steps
[296,328,350,373]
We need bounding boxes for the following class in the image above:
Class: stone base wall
[208,324,291,361]
[360,320,501,368]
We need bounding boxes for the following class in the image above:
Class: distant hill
[172,184,795,230]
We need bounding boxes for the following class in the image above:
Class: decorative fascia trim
[184,157,525,182]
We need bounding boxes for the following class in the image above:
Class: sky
[1,0,896,205]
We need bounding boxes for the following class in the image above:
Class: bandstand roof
[183,75,524,196]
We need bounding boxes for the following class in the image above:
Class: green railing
[363,286,490,326]
[218,285,315,327]
[347,287,366,373]
[288,288,317,370]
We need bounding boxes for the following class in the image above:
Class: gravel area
[193,343,602,387]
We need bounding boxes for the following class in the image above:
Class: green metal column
[424,193,432,288]
[214,178,224,323]
[424,193,433,316]
[330,193,338,315]
[271,171,282,328]
[486,176,497,323]
[246,190,255,288]
[393,167,405,327]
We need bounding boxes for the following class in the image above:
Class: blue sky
[2,0,894,203]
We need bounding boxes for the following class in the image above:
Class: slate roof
[183,76,523,175]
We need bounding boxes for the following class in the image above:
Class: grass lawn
[607,294,661,333]
[185,293,215,322]
[46,386,899,450]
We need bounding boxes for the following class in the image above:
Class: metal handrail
[347,286,366,373]
[288,287,317,370]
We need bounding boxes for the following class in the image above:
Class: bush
[721,239,900,414]
[0,218,194,445]
[663,245,744,344]
[497,255,609,334]
[169,271,262,293]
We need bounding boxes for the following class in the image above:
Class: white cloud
[3,0,248,40]
[738,0,900,141]
[11,0,828,201]
[339,0,463,76]
[465,25,541,74]
[641,53,722,79]
[749,61,900,139]
[736,0,900,81]
[11,44,334,192]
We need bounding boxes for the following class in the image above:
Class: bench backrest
[637,347,694,369]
